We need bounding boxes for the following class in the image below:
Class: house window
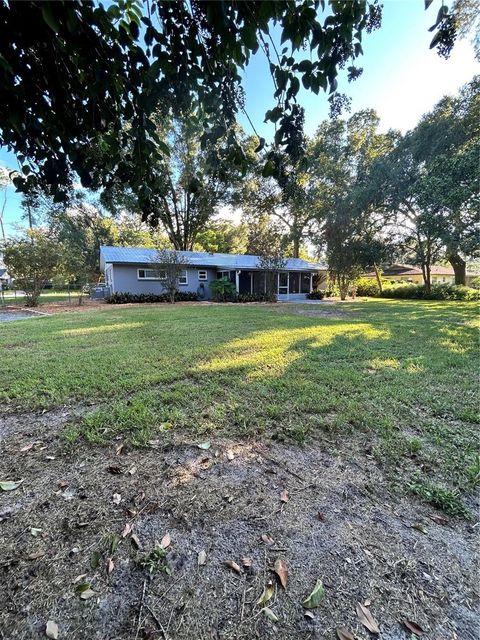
[198,270,208,281]
[178,270,188,285]
[138,268,163,280]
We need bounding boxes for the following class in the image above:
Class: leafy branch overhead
[0,0,383,209]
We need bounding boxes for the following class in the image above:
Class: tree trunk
[423,264,431,293]
[448,253,466,285]
[292,236,300,259]
[373,263,383,292]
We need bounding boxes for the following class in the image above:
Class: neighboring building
[0,267,11,286]
[100,246,326,301]
[365,264,475,286]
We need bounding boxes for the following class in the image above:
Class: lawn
[1,299,478,515]
[1,289,84,305]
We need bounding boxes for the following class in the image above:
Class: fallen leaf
[273,558,288,589]
[226,450,235,461]
[302,579,324,609]
[197,442,211,450]
[107,465,122,475]
[121,523,132,538]
[75,582,91,593]
[304,611,315,620]
[198,550,207,566]
[112,493,121,505]
[356,602,380,634]
[58,480,68,489]
[73,574,88,584]
[0,480,23,491]
[115,443,124,455]
[20,443,35,452]
[45,619,59,639]
[262,607,278,623]
[364,598,371,607]
[261,534,274,545]
[429,514,449,525]
[280,488,289,503]
[107,558,114,574]
[242,557,252,567]
[30,527,42,537]
[45,455,55,461]
[257,580,274,605]
[80,589,95,600]
[131,534,142,549]
[27,551,45,560]
[90,551,101,569]
[336,628,354,640]
[403,620,425,636]
[160,532,171,549]
[128,465,137,476]
[411,523,428,535]
[224,560,242,575]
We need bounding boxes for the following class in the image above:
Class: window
[138,268,163,280]
[198,270,208,281]
[178,270,188,285]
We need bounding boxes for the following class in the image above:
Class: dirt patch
[0,410,478,640]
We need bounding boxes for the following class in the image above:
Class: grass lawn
[1,299,478,515]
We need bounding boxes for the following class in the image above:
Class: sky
[0,0,478,236]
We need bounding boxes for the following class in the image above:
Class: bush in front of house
[306,290,325,300]
[106,291,199,304]
[380,283,480,301]
[209,277,237,302]
[231,292,271,303]
[355,277,381,297]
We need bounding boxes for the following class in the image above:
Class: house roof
[100,246,325,272]
[366,264,459,277]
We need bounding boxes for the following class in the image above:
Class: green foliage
[355,277,381,297]
[408,477,471,519]
[306,290,325,300]
[231,293,271,303]
[139,543,171,575]
[106,291,199,304]
[209,277,237,302]
[2,229,68,306]
[380,283,480,301]
[0,1,382,209]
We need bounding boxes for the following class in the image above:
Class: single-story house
[100,246,326,301]
[0,267,11,286]
[365,264,475,286]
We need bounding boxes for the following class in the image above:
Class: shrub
[209,277,237,301]
[355,277,381,297]
[106,291,199,304]
[231,292,270,303]
[306,290,325,300]
[380,283,480,301]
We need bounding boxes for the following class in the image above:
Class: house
[0,267,11,287]
[100,246,326,301]
[365,264,474,286]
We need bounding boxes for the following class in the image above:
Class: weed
[139,543,172,575]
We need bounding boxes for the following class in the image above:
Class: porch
[217,269,313,300]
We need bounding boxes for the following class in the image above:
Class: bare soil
[0,408,478,640]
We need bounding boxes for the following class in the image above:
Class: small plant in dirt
[466,454,480,487]
[139,543,172,575]
[408,477,472,519]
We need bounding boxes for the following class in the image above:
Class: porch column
[235,270,240,292]
[310,273,313,293]
[250,273,253,294]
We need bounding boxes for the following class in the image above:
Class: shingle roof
[100,246,325,272]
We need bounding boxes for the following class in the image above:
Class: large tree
[0,0,385,215]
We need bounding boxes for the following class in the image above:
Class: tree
[151,248,191,304]
[195,220,249,255]
[2,229,67,306]
[0,1,383,213]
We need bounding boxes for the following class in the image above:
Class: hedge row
[106,292,199,304]
[379,283,480,301]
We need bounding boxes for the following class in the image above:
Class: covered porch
[217,269,314,300]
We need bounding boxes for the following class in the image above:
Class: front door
[289,272,300,294]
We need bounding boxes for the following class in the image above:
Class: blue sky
[1,0,478,236]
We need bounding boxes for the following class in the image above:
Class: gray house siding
[109,264,217,299]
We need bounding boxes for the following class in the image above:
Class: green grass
[1,299,478,515]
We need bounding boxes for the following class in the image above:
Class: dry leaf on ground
[45,620,59,639]
[224,560,242,575]
[198,550,207,566]
[273,559,288,588]
[226,450,234,460]
[131,534,142,549]
[107,558,114,574]
[280,488,289,502]
[80,589,95,600]
[112,493,121,505]
[242,557,252,567]
[262,607,278,622]
[356,602,380,634]
[121,523,132,538]
[261,534,274,545]
[160,532,171,549]
[336,628,354,640]
[0,480,23,491]
[257,580,274,605]
[403,620,425,636]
